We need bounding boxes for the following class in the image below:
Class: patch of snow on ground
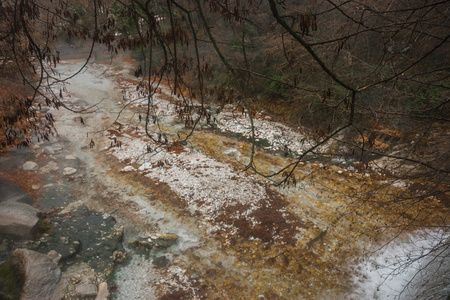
[109,131,267,234]
[114,73,323,156]
[217,113,316,154]
[350,229,450,300]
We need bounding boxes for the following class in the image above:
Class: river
[31,56,447,299]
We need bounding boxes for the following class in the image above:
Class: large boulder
[0,178,33,205]
[0,201,41,238]
[10,249,67,300]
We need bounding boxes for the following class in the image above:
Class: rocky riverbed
[0,56,447,300]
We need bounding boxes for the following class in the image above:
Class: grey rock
[63,167,77,175]
[10,249,67,300]
[0,202,41,238]
[95,282,109,300]
[44,146,55,155]
[75,283,97,299]
[152,255,170,267]
[0,178,33,204]
[52,144,63,151]
[39,161,59,173]
[47,250,62,264]
[23,161,39,171]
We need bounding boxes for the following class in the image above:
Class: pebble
[65,155,78,160]
[44,146,55,155]
[52,144,63,151]
[63,167,77,175]
[23,161,39,171]
[75,283,97,298]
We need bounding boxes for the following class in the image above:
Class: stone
[23,161,39,171]
[39,161,60,174]
[32,184,41,190]
[120,166,135,172]
[65,155,78,160]
[152,255,170,267]
[129,240,154,250]
[75,283,97,299]
[0,178,33,205]
[112,250,127,263]
[52,144,63,151]
[95,282,109,300]
[0,202,40,238]
[223,148,239,157]
[47,250,62,264]
[10,249,67,300]
[150,233,179,248]
[63,167,77,175]
[44,146,55,155]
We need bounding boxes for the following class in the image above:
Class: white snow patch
[350,229,450,300]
